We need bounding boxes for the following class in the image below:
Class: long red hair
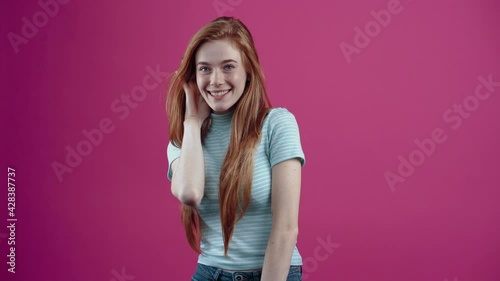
[166,17,272,255]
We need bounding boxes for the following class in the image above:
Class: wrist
[183,117,204,128]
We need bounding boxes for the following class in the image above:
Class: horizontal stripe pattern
[167,107,305,270]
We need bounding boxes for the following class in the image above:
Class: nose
[210,69,224,86]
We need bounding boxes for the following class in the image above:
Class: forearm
[171,119,205,206]
[260,229,298,281]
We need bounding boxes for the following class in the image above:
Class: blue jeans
[191,263,303,281]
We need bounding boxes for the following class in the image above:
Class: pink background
[2,0,500,280]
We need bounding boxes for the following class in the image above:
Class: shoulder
[265,107,299,127]
[264,107,305,167]
[263,107,302,140]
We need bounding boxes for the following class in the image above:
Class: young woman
[166,16,305,281]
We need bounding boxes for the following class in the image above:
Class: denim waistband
[195,262,302,280]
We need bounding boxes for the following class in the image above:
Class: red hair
[166,17,272,255]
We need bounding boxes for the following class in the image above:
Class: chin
[212,104,235,114]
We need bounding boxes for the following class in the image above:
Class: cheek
[230,73,247,87]
[196,76,207,90]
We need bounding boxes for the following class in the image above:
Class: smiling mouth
[208,89,231,97]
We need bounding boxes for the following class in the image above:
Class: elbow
[287,229,299,244]
[289,227,299,240]
[272,226,299,240]
[180,190,203,207]
[172,186,203,207]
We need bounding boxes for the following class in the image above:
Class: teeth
[209,90,230,96]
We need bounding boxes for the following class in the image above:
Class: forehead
[195,38,242,64]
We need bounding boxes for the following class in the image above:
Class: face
[195,38,248,115]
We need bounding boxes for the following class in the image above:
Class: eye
[198,66,210,72]
[224,64,235,71]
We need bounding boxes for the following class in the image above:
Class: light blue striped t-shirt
[166,107,305,270]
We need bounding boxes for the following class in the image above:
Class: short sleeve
[166,141,182,181]
[268,108,306,168]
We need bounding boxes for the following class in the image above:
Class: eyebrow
[196,59,239,66]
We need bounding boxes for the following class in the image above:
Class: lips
[208,89,231,97]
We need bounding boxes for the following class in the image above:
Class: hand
[183,79,211,124]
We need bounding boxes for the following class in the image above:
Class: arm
[169,80,211,207]
[170,119,206,207]
[261,158,302,281]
